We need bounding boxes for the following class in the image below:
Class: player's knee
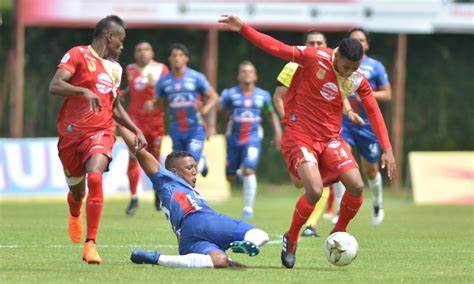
[346,180,364,197]
[210,252,229,268]
[306,186,323,204]
[365,167,378,180]
[242,168,255,176]
[291,175,304,188]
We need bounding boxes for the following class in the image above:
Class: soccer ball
[324,232,359,266]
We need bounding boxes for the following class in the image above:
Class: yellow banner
[409,151,474,204]
[161,135,230,202]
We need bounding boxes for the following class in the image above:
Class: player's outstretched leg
[331,181,346,224]
[331,169,364,233]
[230,228,269,256]
[242,170,257,219]
[198,153,209,177]
[125,158,140,216]
[130,250,227,268]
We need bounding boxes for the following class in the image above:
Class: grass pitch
[1,184,473,283]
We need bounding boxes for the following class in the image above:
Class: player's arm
[268,106,282,150]
[118,125,159,175]
[272,86,287,118]
[112,98,147,152]
[342,96,364,125]
[372,62,392,102]
[219,15,311,66]
[201,87,219,137]
[373,83,392,102]
[49,68,103,111]
[358,80,396,179]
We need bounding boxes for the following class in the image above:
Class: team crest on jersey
[244,99,252,108]
[320,82,339,101]
[174,83,181,91]
[133,76,148,91]
[316,68,326,79]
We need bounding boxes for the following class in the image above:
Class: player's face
[350,31,369,52]
[169,49,189,70]
[306,33,327,48]
[134,43,154,66]
[172,157,198,187]
[107,27,126,61]
[334,51,360,78]
[238,64,257,85]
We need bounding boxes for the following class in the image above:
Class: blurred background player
[219,14,395,269]
[333,28,392,226]
[155,43,218,177]
[121,41,169,215]
[48,15,147,264]
[218,60,282,218]
[117,126,269,268]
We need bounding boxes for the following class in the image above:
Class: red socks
[86,172,103,241]
[67,191,83,217]
[287,194,316,241]
[332,192,363,233]
[326,185,335,214]
[127,159,140,197]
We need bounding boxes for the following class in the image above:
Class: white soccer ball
[324,232,359,266]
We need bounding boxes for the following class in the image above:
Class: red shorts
[58,130,116,182]
[281,127,358,187]
[130,115,164,156]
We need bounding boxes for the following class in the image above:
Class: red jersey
[125,61,168,119]
[56,45,122,141]
[240,24,391,150]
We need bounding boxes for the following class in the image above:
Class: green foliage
[1,188,473,282]
[0,12,472,182]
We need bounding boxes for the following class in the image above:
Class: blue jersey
[220,86,272,145]
[156,68,211,134]
[148,166,211,235]
[344,55,389,125]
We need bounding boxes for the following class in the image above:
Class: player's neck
[172,66,186,78]
[240,83,254,94]
[136,60,151,69]
[90,40,108,59]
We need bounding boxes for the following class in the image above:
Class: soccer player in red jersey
[219,15,396,268]
[48,15,147,264]
[122,41,169,215]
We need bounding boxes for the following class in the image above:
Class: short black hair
[165,151,194,170]
[93,15,125,38]
[238,60,256,72]
[338,38,364,61]
[348,27,370,44]
[169,43,190,57]
[305,30,326,42]
[135,40,153,50]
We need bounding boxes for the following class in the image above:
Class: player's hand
[380,149,396,180]
[82,88,102,112]
[347,110,365,125]
[134,130,147,153]
[218,15,244,32]
[195,100,204,114]
[143,100,155,112]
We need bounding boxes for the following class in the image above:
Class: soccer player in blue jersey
[155,43,219,177]
[218,61,282,218]
[117,126,269,268]
[334,28,392,226]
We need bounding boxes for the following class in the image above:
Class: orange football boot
[68,215,82,243]
[82,240,102,264]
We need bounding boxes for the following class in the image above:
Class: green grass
[1,184,473,283]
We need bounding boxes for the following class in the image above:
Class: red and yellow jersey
[56,45,122,142]
[240,24,391,150]
[125,61,169,119]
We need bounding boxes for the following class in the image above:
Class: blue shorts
[341,124,381,163]
[170,126,206,162]
[226,138,261,176]
[178,210,254,255]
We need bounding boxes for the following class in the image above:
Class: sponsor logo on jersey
[244,99,252,108]
[320,82,339,101]
[96,73,113,94]
[328,140,341,149]
[133,76,148,91]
